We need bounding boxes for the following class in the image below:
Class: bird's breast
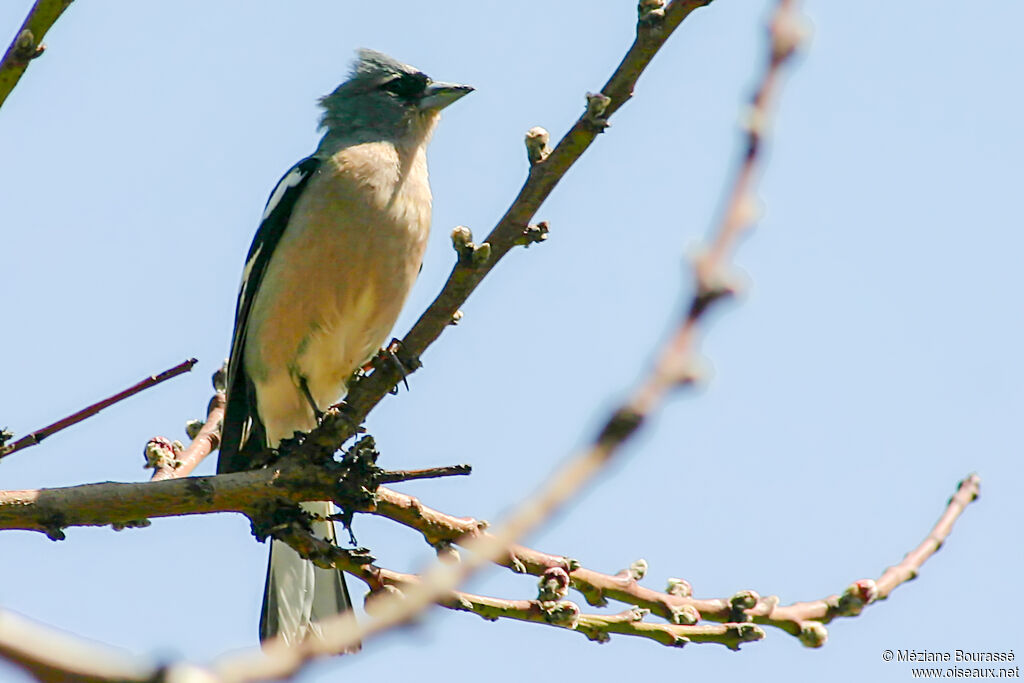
[244,140,432,436]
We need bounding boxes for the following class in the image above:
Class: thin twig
[747,473,983,646]
[377,464,472,484]
[0,0,74,110]
[0,358,198,460]
[149,391,224,481]
[150,366,227,481]
[874,473,981,596]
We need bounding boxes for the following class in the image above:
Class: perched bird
[217,49,472,645]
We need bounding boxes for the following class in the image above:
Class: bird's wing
[218,156,322,473]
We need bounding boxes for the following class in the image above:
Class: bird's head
[318,49,473,145]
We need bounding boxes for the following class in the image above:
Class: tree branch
[0,438,465,542]
[0,0,74,110]
[149,366,226,481]
[0,608,156,683]
[377,464,472,484]
[746,473,983,646]
[367,473,981,646]
[379,570,763,650]
[0,458,352,539]
[0,358,198,460]
[0,472,979,683]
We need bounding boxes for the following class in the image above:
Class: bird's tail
[259,501,357,647]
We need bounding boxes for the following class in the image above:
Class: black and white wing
[217,156,322,474]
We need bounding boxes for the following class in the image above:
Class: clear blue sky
[1,2,1020,681]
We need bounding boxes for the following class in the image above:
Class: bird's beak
[419,81,474,112]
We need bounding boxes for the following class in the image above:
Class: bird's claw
[372,339,415,395]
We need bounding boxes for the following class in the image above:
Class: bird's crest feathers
[349,49,421,83]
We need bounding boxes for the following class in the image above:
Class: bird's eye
[380,72,429,100]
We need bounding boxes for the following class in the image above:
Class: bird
[217,49,472,645]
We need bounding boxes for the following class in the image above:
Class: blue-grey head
[318,49,473,144]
